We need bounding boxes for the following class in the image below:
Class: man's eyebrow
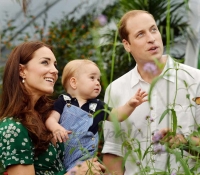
[150,24,156,28]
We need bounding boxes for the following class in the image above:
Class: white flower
[20,160,25,164]
[14,133,18,137]
[10,138,15,142]
[45,158,50,161]
[8,125,12,130]
[12,149,16,154]
[6,134,11,138]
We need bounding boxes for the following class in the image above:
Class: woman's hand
[159,128,187,149]
[66,157,106,175]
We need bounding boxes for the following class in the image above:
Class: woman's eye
[42,60,48,65]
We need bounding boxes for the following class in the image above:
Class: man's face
[123,13,164,64]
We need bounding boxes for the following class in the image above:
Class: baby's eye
[90,76,95,79]
[137,33,143,37]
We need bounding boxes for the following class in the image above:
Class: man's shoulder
[109,69,134,86]
[178,62,200,75]
[179,62,200,71]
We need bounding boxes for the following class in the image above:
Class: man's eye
[152,28,157,32]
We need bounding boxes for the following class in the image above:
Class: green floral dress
[0,117,66,175]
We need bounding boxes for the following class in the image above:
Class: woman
[0,41,105,175]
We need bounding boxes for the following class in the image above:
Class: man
[102,10,200,175]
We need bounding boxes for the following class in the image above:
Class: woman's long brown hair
[0,41,54,156]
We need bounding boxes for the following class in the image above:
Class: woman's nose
[51,65,58,74]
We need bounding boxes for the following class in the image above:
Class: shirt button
[88,113,93,117]
[92,145,95,148]
[92,138,94,140]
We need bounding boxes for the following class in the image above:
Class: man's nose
[147,33,155,43]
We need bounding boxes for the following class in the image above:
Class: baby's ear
[69,77,77,90]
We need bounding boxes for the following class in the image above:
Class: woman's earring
[22,78,25,83]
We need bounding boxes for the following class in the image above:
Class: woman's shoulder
[0,117,29,137]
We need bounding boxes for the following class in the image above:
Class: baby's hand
[53,126,72,143]
[128,88,148,108]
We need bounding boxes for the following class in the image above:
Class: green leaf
[171,109,177,132]
[69,147,76,155]
[168,149,192,175]
[142,144,152,160]
[122,149,132,168]
[159,108,170,124]
[134,139,142,160]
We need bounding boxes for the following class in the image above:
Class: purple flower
[150,117,154,122]
[96,14,107,26]
[145,115,150,120]
[136,161,141,166]
[143,62,158,75]
[170,172,176,175]
[153,143,166,154]
[152,130,163,143]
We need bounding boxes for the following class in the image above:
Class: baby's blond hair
[62,59,97,91]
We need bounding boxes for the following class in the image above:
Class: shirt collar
[130,55,176,88]
[65,93,98,103]
[130,65,143,88]
[161,55,176,83]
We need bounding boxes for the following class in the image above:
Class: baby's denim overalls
[59,95,99,171]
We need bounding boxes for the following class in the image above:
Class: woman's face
[20,46,58,98]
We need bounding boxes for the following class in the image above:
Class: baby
[45,59,148,171]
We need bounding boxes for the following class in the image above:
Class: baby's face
[76,63,101,99]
